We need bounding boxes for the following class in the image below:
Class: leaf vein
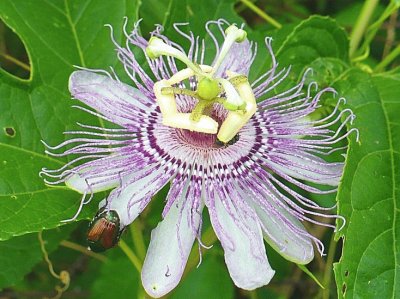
[0,142,64,166]
[73,0,94,26]
[7,0,72,68]
[64,0,86,67]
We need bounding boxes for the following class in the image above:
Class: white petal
[69,71,150,125]
[249,198,314,264]
[107,168,169,227]
[209,191,275,290]
[141,183,202,298]
[65,156,126,194]
[66,172,119,194]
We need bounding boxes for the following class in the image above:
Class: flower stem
[349,0,379,58]
[119,239,142,272]
[130,219,146,261]
[375,44,400,72]
[297,264,325,289]
[353,2,400,62]
[239,0,282,29]
[322,233,337,299]
[248,290,259,299]
[182,226,218,278]
[60,240,107,262]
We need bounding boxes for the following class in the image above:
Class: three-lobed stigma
[146,25,257,144]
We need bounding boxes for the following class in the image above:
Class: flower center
[146,25,257,144]
[175,104,228,148]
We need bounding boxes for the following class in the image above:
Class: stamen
[210,25,247,76]
[217,73,257,143]
[147,24,254,143]
[153,76,218,134]
[146,37,202,75]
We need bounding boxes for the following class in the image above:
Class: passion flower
[41,19,358,298]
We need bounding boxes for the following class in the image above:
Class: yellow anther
[164,113,218,134]
[154,80,178,118]
[217,72,257,143]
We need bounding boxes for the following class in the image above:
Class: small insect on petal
[87,208,122,252]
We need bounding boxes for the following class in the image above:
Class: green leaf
[297,264,325,289]
[276,16,349,80]
[90,252,139,299]
[248,22,298,82]
[305,57,348,87]
[0,0,140,240]
[172,252,234,299]
[334,68,400,298]
[0,138,94,239]
[161,0,243,37]
[250,16,349,93]
[140,0,243,43]
[0,226,73,288]
[138,0,170,36]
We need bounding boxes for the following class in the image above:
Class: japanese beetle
[215,133,240,148]
[87,208,123,252]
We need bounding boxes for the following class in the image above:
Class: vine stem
[239,0,282,29]
[38,232,70,299]
[353,2,400,62]
[120,231,147,299]
[130,219,146,261]
[375,44,400,72]
[349,0,379,58]
[119,239,142,272]
[322,233,338,299]
[182,226,218,279]
[382,9,398,58]
[60,240,107,262]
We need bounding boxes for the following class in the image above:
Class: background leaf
[250,16,349,87]
[89,250,139,299]
[334,68,400,298]
[0,0,139,240]
[172,252,234,299]
[276,16,349,79]
[0,226,73,288]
